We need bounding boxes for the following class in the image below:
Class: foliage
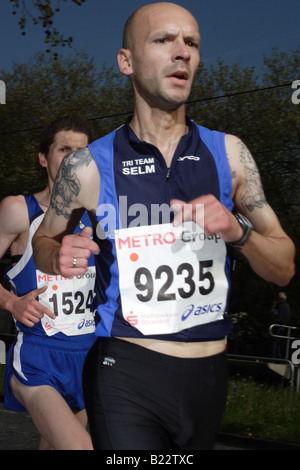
[221,375,300,443]
[0,52,131,198]
[9,0,87,58]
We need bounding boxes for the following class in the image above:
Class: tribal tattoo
[50,147,93,219]
[238,141,267,212]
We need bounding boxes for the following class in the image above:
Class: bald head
[118,2,201,111]
[122,2,199,50]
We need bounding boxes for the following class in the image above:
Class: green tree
[0,51,131,198]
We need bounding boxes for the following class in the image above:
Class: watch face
[230,213,253,247]
[238,214,253,229]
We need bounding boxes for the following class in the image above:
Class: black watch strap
[229,213,253,249]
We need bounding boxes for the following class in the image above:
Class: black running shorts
[83,337,228,450]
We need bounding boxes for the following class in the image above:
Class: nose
[173,38,191,62]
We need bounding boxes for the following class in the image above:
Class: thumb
[77,225,100,255]
[78,226,93,238]
[32,286,57,319]
[33,285,48,297]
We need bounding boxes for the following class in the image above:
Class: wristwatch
[229,212,253,249]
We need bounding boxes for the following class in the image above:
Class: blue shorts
[4,332,96,412]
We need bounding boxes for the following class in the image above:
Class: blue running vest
[89,119,234,342]
[5,194,96,342]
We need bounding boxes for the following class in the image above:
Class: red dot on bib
[52,285,58,291]
[130,253,138,262]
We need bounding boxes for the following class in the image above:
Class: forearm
[0,283,17,312]
[239,231,295,286]
[32,233,61,275]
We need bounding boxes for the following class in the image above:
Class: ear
[117,48,133,76]
[38,152,48,169]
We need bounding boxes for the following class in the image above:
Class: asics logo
[177,155,200,162]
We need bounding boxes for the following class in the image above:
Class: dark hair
[39,115,93,156]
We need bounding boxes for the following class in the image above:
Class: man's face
[41,130,88,182]
[128,5,201,111]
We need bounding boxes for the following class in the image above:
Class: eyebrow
[149,29,201,45]
[56,144,72,150]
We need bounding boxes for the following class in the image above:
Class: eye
[155,37,168,44]
[186,40,198,48]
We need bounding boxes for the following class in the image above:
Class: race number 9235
[134,260,215,302]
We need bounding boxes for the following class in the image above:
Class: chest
[113,132,221,227]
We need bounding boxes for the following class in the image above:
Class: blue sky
[1,0,299,76]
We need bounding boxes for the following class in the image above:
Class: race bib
[37,267,96,336]
[115,223,229,336]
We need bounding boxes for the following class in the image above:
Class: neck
[34,186,52,212]
[130,105,188,167]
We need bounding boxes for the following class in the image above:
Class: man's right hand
[57,226,100,278]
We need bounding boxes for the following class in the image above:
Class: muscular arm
[172,135,295,287]
[0,195,28,313]
[32,147,100,276]
[0,195,29,258]
[226,134,295,286]
[0,196,56,325]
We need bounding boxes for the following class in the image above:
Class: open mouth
[169,70,189,81]
[171,71,188,81]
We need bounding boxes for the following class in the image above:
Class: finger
[30,293,57,320]
[23,311,42,326]
[36,301,57,320]
[40,307,56,320]
[23,318,36,328]
[78,226,101,255]
[33,285,48,296]
[78,226,93,238]
[71,231,100,255]
[26,287,56,319]
[60,258,90,278]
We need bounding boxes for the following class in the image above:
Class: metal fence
[269,323,300,360]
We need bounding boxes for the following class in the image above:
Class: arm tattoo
[50,147,93,219]
[238,141,267,212]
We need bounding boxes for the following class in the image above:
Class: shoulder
[224,134,260,186]
[0,194,28,218]
[224,134,250,164]
[224,134,259,174]
[0,194,29,234]
[51,147,100,215]
[224,134,271,215]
